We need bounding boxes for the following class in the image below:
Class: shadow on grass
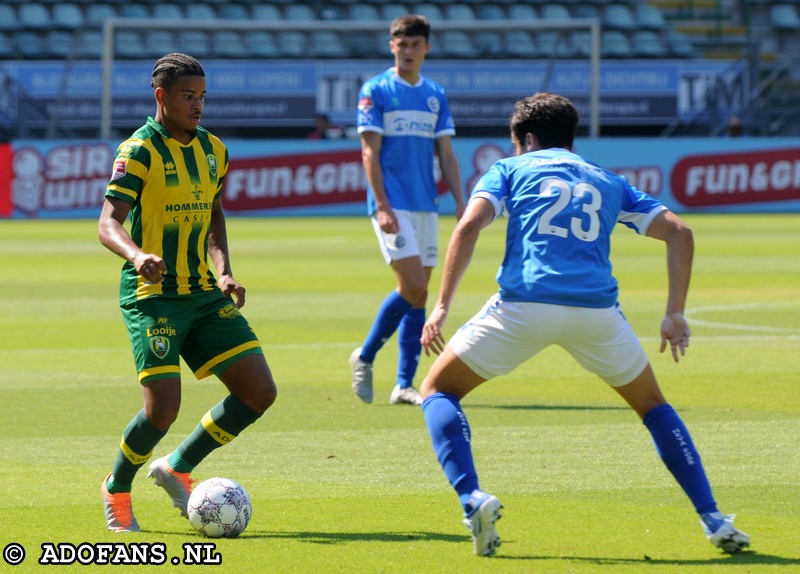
[494,551,798,566]
[239,530,464,544]
[469,404,628,412]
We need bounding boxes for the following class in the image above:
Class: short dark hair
[510,93,580,150]
[390,15,431,40]
[151,53,205,89]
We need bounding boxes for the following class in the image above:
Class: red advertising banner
[0,144,11,216]
[671,147,800,208]
[224,149,366,212]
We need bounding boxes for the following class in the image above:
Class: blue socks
[643,403,718,515]
[360,291,413,363]
[422,393,480,511]
[396,308,425,388]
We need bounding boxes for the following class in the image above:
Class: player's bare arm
[208,196,246,308]
[435,135,466,220]
[646,209,694,362]
[98,196,166,284]
[361,131,397,233]
[422,198,495,355]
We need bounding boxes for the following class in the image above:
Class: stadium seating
[0,0,728,62]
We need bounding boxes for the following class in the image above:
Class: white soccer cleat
[147,455,195,518]
[700,512,750,553]
[463,490,503,557]
[389,384,422,406]
[349,347,374,403]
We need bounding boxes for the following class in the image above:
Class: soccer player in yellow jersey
[98,53,277,532]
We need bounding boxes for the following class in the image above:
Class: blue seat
[177,30,211,57]
[212,31,248,58]
[568,29,592,57]
[504,30,537,57]
[277,31,307,57]
[75,29,103,59]
[185,4,217,21]
[18,3,51,31]
[15,31,47,59]
[349,3,380,21]
[603,3,636,30]
[444,4,476,21]
[666,31,699,58]
[114,30,149,59]
[380,3,410,21]
[119,4,150,19]
[144,30,179,57]
[507,4,538,20]
[284,4,316,21]
[0,5,19,32]
[252,4,282,21]
[540,3,571,20]
[441,30,479,57]
[474,30,505,57]
[631,30,669,58]
[770,3,800,29]
[308,30,350,57]
[0,32,15,59]
[52,4,85,30]
[572,4,600,19]
[635,4,666,30]
[45,30,74,59]
[601,30,632,58]
[475,4,506,19]
[85,4,118,27]
[414,3,445,22]
[243,30,280,57]
[218,4,250,20]
[152,4,184,21]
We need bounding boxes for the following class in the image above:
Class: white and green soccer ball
[187,477,252,538]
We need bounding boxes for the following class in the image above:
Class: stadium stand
[0,0,799,135]
[0,0,792,65]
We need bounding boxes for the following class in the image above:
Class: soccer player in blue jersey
[351,14,466,406]
[98,53,277,532]
[419,92,750,556]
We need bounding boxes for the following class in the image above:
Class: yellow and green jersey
[105,117,229,304]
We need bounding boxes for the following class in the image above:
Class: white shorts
[449,295,649,387]
[371,209,438,267]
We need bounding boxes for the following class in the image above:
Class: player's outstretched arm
[646,210,694,362]
[422,198,495,355]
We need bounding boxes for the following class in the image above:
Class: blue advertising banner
[0,59,748,132]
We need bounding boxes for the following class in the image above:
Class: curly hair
[510,92,579,150]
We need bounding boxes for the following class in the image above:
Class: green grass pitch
[0,214,798,573]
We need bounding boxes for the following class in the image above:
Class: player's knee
[146,404,180,431]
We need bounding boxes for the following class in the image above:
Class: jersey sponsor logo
[427,96,440,113]
[111,159,126,181]
[206,154,218,179]
[384,110,437,137]
[218,303,241,319]
[358,97,374,113]
[149,336,170,359]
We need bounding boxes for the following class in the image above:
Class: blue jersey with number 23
[472,148,667,309]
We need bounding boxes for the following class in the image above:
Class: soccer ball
[187,477,252,538]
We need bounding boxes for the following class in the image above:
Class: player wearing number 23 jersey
[417,92,749,557]
[472,147,665,308]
